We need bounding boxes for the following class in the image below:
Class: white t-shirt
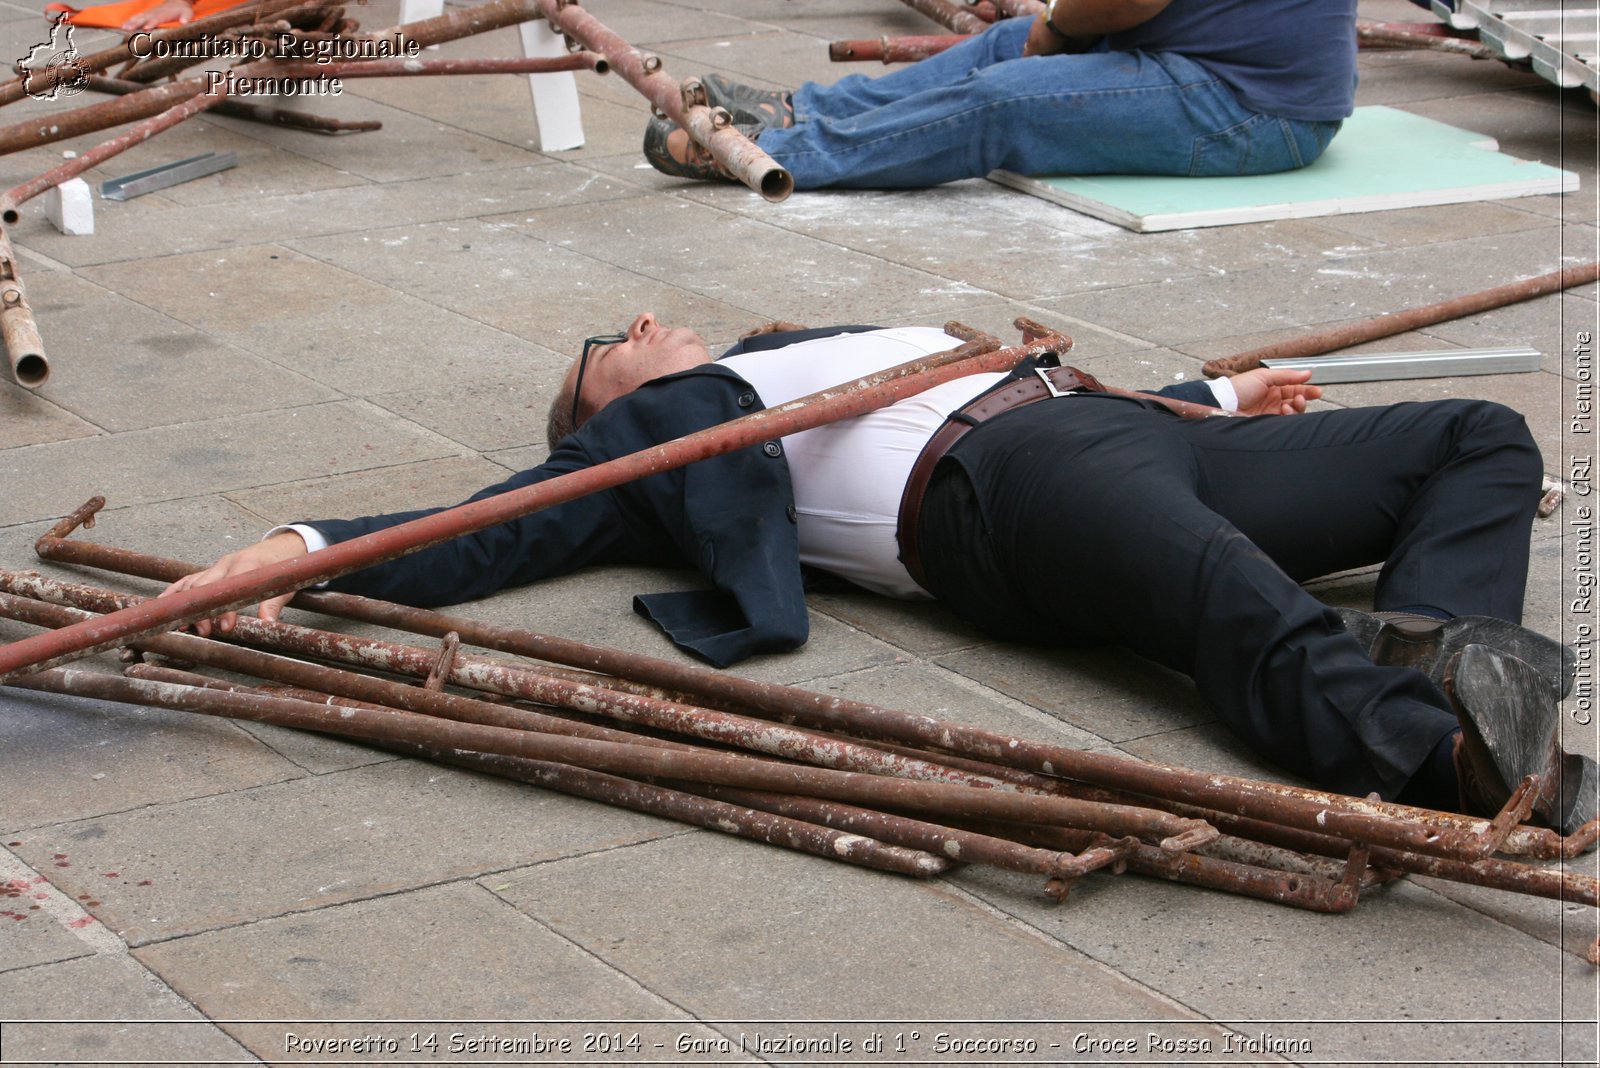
[722,327,1007,599]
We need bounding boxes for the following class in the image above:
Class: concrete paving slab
[1312,198,1564,247]
[0,846,99,972]
[1056,227,1576,350]
[213,94,547,185]
[228,453,520,526]
[0,401,455,527]
[1418,291,1598,376]
[10,758,686,946]
[132,880,705,1053]
[13,161,625,268]
[807,586,985,657]
[678,181,1209,303]
[953,863,1591,1064]
[20,268,338,433]
[296,215,765,356]
[0,381,99,448]
[0,954,251,1063]
[502,194,997,324]
[370,372,565,452]
[0,687,302,833]
[1404,87,1600,185]
[82,243,563,396]
[936,643,1212,746]
[491,831,1238,1034]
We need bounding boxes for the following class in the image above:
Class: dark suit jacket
[308,327,1218,666]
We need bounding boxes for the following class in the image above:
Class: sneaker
[700,73,795,129]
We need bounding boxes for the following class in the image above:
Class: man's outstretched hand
[157,529,308,636]
[1229,367,1322,416]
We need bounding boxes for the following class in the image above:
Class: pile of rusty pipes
[0,0,781,389]
[5,499,1598,961]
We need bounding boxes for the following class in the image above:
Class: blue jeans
[759,18,1342,190]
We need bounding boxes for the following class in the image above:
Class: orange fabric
[44,0,247,29]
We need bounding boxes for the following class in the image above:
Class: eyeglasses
[570,330,627,430]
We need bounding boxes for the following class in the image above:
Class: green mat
[989,105,1578,232]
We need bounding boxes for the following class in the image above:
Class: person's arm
[1023,0,1174,58]
[161,371,810,665]
[122,0,193,30]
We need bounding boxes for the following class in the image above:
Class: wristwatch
[1042,0,1071,39]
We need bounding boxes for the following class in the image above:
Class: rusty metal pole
[0,573,1217,850]
[829,36,970,63]
[82,75,384,136]
[0,330,1059,681]
[93,666,954,879]
[0,224,46,387]
[897,0,992,35]
[0,80,211,163]
[979,0,1044,16]
[102,662,1600,915]
[31,509,1583,862]
[533,0,791,200]
[5,664,1213,847]
[1356,21,1497,60]
[247,53,610,80]
[1203,262,1600,377]
[122,663,1124,894]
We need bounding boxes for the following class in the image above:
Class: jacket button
[763,441,782,458]
[737,391,756,408]
[786,505,798,523]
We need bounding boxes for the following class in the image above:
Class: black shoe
[700,73,795,129]
[1445,644,1595,835]
[1554,751,1599,837]
[1337,607,1575,699]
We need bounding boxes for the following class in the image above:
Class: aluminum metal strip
[1261,346,1541,384]
[100,152,238,201]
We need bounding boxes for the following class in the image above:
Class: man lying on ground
[165,314,1597,838]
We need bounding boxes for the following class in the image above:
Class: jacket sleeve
[1150,380,1222,406]
[303,368,810,667]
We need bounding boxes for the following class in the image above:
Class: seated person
[645,1,1358,189]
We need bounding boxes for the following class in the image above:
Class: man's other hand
[1230,367,1322,416]
[157,530,308,636]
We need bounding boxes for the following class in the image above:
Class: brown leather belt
[896,364,1104,594]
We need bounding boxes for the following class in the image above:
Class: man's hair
[545,376,578,452]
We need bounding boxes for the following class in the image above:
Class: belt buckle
[1035,366,1077,398]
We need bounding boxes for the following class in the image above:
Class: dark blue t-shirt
[1108,0,1357,122]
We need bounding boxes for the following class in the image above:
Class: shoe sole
[1446,644,1562,819]
[1337,608,1575,699]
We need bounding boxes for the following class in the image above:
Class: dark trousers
[916,395,1543,799]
